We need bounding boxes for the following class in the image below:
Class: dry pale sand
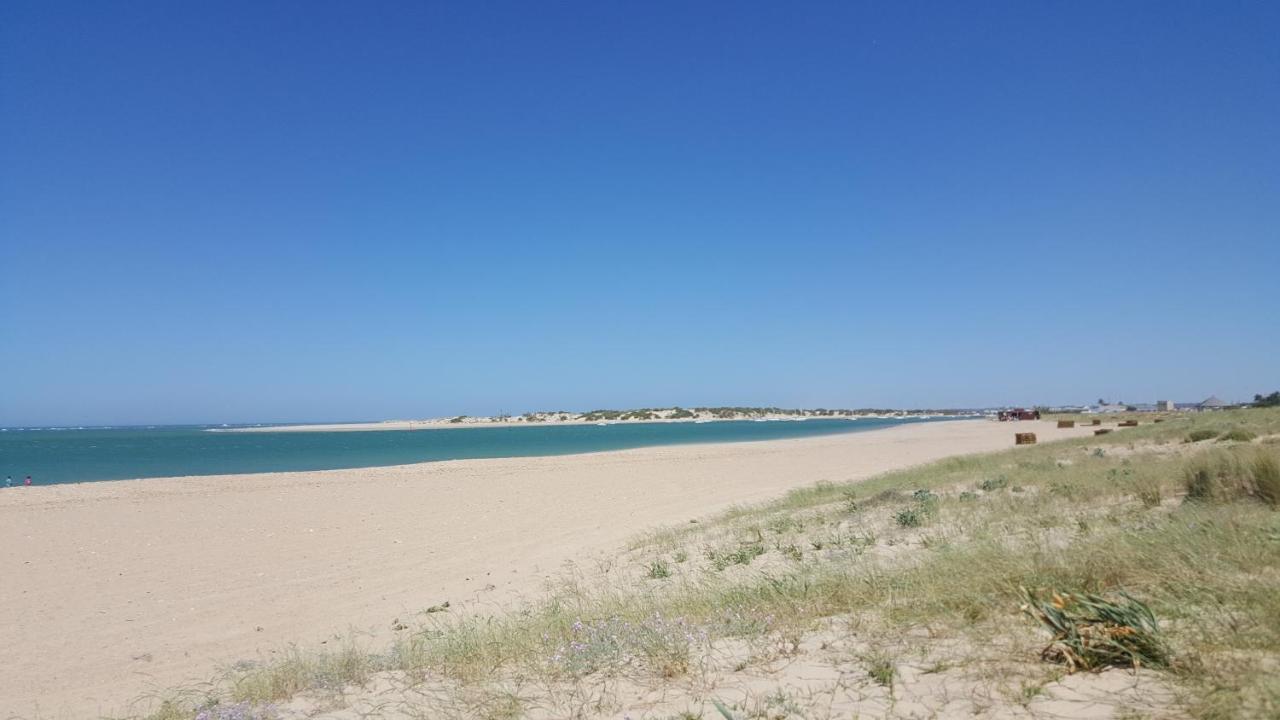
[0,419,1093,718]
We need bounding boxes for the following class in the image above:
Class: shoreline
[0,419,1093,717]
[10,416,979,488]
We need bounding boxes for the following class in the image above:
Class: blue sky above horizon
[2,2,1277,425]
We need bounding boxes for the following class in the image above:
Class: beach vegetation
[1021,588,1168,671]
[863,652,895,688]
[137,408,1280,720]
[646,558,672,579]
[979,474,1008,491]
[893,505,925,527]
[1219,427,1257,442]
[705,542,767,571]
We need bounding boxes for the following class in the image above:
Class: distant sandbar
[216,407,971,433]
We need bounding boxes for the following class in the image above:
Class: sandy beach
[0,419,1092,718]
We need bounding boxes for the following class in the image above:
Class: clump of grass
[706,543,766,571]
[894,506,925,528]
[980,475,1009,491]
[647,559,672,579]
[1187,429,1219,443]
[545,613,708,679]
[841,488,860,513]
[1184,446,1280,506]
[229,642,380,704]
[1253,452,1280,507]
[767,515,803,534]
[1021,588,1168,672]
[863,652,895,688]
[1132,476,1162,508]
[1220,428,1258,443]
[762,689,805,716]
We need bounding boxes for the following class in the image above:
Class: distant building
[1156,400,1175,411]
[1199,395,1228,411]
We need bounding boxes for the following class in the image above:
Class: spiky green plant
[1021,588,1168,672]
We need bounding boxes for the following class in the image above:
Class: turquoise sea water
[0,417,966,485]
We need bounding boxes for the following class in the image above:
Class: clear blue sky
[2,2,1277,425]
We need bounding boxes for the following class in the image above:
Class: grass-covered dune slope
[139,409,1280,720]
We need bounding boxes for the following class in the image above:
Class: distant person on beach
[4,476,10,488]
[24,476,32,487]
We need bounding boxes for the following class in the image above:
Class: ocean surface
[0,417,966,485]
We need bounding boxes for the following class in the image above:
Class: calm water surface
[0,417,968,485]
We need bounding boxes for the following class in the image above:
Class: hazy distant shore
[216,407,974,433]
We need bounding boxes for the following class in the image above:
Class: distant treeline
[1255,392,1280,408]
[563,407,968,422]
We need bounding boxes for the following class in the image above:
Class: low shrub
[1186,429,1218,442]
[895,507,925,528]
[912,488,938,504]
[1220,428,1258,442]
[980,475,1009,491]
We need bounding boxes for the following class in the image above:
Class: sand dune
[0,419,1090,718]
